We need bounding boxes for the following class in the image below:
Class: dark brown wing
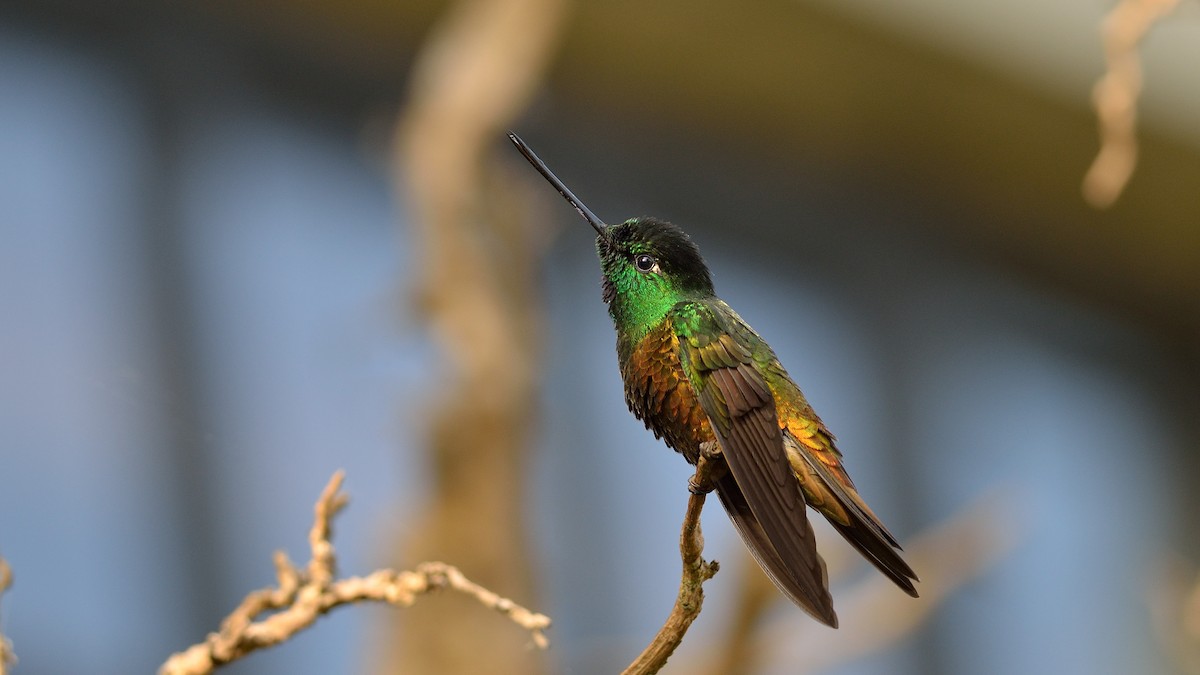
[673,302,837,626]
[789,437,919,597]
[714,474,836,626]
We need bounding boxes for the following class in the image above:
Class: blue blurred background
[2,1,1199,674]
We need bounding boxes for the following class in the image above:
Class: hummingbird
[508,133,918,626]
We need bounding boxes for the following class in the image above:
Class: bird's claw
[689,441,726,494]
[688,474,714,495]
[699,440,722,460]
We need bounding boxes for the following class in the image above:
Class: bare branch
[1082,0,1181,208]
[621,455,722,675]
[0,557,14,675]
[158,472,550,675]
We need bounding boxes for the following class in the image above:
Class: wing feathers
[715,474,837,626]
[671,299,917,620]
[677,304,836,623]
[792,442,919,596]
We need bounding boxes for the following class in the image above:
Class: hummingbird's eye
[634,254,658,273]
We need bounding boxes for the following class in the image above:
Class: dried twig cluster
[0,557,14,675]
[1083,0,1182,208]
[158,471,550,675]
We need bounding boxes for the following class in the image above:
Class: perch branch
[1082,0,1181,208]
[621,455,721,675]
[0,557,14,675]
[158,471,550,675]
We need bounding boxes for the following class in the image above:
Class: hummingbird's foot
[698,440,723,460]
[689,441,727,494]
[688,473,713,495]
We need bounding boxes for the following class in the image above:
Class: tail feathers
[795,446,920,597]
[830,519,919,597]
[715,475,839,627]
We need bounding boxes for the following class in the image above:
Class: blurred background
[2,0,1199,673]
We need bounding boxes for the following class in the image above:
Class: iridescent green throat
[604,261,690,344]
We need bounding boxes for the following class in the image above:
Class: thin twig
[0,557,14,675]
[158,471,550,675]
[621,457,721,675]
[1082,0,1181,208]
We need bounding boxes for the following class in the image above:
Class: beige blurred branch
[759,489,1018,673]
[159,471,550,675]
[621,456,721,675]
[0,557,14,675]
[1082,0,1181,208]
[695,550,779,675]
[1150,555,1200,674]
[385,0,567,671]
[691,487,1019,675]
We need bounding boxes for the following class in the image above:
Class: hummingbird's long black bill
[507,132,608,238]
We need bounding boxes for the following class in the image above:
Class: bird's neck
[610,288,713,361]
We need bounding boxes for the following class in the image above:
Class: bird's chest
[618,323,713,463]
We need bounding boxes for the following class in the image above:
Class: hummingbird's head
[596,218,714,307]
[508,132,714,331]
